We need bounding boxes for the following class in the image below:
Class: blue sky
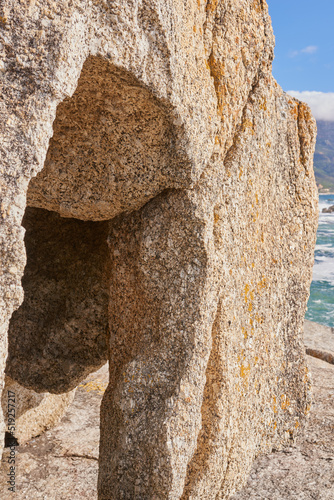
[267,0,334,120]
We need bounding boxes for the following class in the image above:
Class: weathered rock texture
[1,343,333,499]
[304,319,334,365]
[7,207,111,392]
[0,363,109,499]
[1,376,75,445]
[0,0,318,498]
[232,354,334,500]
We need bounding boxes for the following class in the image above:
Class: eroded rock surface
[232,355,334,500]
[304,319,334,365]
[0,363,108,499]
[2,376,75,445]
[0,0,318,498]
[7,207,111,393]
[1,350,333,499]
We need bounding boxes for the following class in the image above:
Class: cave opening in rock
[6,55,180,395]
[6,206,111,393]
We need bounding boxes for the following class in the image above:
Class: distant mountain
[313,120,334,193]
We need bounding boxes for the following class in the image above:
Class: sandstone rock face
[1,376,75,445]
[0,1,318,498]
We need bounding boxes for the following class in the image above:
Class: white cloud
[287,91,334,121]
[288,50,299,58]
[301,45,318,55]
[288,46,318,58]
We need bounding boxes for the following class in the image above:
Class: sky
[267,0,334,120]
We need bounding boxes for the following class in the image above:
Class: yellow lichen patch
[272,396,278,414]
[240,362,251,380]
[252,0,263,14]
[280,394,290,410]
[207,53,228,116]
[242,119,255,135]
[298,101,312,122]
[254,313,264,324]
[206,0,219,13]
[256,277,267,294]
[214,212,219,224]
[289,102,299,120]
[259,97,267,111]
[0,15,7,24]
[79,379,108,395]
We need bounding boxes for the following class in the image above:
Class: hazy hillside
[314,120,334,192]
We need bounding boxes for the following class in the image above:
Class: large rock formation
[0,1,318,498]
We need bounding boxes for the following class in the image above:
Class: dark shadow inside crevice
[6,207,111,394]
[4,433,19,448]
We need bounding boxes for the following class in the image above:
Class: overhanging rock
[0,1,318,498]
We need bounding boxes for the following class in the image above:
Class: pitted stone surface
[27,56,192,221]
[1,351,332,499]
[6,207,110,393]
[0,1,318,498]
[2,376,75,445]
[232,355,334,500]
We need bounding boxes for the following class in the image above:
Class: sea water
[306,194,334,327]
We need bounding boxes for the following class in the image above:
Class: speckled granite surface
[1,347,333,499]
[1,1,318,497]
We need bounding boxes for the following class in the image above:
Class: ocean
[306,194,334,327]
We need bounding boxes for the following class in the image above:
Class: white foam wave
[315,244,333,251]
[312,257,334,284]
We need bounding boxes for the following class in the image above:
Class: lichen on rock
[0,0,318,498]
